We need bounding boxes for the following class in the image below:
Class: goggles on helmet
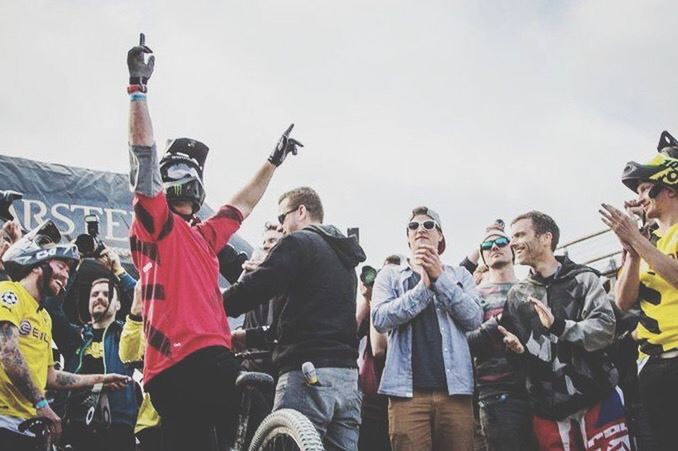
[164,162,202,181]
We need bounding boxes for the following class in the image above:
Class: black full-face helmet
[159,138,209,215]
[622,131,678,195]
[2,220,80,281]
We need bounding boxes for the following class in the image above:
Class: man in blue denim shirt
[372,206,482,451]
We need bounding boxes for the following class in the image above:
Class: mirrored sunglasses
[480,237,510,251]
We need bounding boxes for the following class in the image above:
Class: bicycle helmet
[159,138,209,214]
[622,131,678,195]
[2,220,79,281]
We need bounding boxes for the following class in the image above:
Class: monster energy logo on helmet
[622,130,678,195]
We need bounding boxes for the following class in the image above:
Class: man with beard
[60,252,138,451]
[0,222,130,450]
[466,220,535,451]
[499,211,629,450]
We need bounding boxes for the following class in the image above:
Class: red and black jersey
[130,191,242,384]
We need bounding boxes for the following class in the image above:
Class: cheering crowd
[0,34,677,451]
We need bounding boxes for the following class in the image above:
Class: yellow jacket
[119,316,161,434]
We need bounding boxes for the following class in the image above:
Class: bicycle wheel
[248,408,324,451]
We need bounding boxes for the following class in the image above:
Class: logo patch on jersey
[1,291,18,309]
[18,320,32,336]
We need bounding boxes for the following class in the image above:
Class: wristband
[114,267,126,278]
[128,313,142,322]
[130,94,146,102]
[127,84,148,94]
[130,92,147,102]
[35,398,48,410]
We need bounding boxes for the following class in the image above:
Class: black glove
[268,123,304,166]
[127,33,155,86]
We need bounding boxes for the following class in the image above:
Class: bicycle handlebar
[18,416,53,435]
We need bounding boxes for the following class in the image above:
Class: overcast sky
[1,1,676,268]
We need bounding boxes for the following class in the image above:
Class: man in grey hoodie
[499,211,629,450]
[224,186,366,451]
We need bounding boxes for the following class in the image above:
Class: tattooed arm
[47,367,131,391]
[0,321,44,404]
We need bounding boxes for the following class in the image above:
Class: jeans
[478,393,535,451]
[146,346,241,451]
[638,355,678,451]
[388,391,474,451]
[274,367,361,451]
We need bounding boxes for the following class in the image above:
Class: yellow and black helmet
[622,131,678,194]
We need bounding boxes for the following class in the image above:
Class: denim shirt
[371,262,482,398]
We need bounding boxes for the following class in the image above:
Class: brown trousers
[388,391,474,451]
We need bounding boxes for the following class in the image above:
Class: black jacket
[500,256,618,420]
[224,224,366,375]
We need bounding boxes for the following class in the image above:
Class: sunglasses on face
[407,220,439,232]
[277,207,298,225]
[480,237,510,251]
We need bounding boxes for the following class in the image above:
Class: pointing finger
[283,123,294,137]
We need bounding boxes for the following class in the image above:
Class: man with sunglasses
[224,186,366,450]
[125,35,303,451]
[372,206,482,451]
[498,211,629,450]
[466,221,535,451]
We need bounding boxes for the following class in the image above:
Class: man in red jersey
[125,35,302,451]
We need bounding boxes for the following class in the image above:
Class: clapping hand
[498,325,524,354]
[414,243,443,285]
[528,296,554,329]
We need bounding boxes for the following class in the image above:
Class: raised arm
[127,33,160,198]
[227,124,303,219]
[128,33,154,147]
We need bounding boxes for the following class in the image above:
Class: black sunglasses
[407,220,439,231]
[480,237,510,251]
[277,207,298,225]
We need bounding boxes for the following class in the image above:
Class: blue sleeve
[432,267,483,331]
[371,267,433,333]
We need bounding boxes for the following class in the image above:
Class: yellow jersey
[638,223,678,355]
[0,281,54,419]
